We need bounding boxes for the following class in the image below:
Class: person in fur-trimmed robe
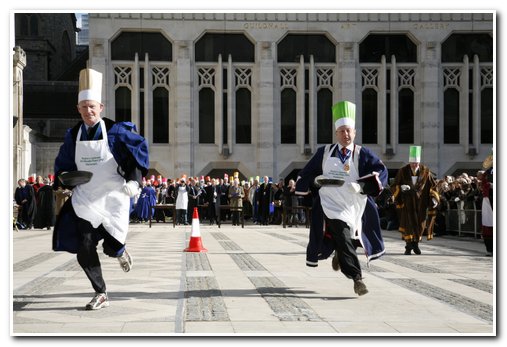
[391,146,439,255]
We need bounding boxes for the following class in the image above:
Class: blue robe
[54,118,149,180]
[296,144,388,266]
[135,186,157,221]
[52,118,149,253]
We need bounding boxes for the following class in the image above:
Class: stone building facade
[13,13,87,186]
[23,12,495,182]
[14,13,79,80]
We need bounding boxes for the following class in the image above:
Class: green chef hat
[409,145,421,163]
[332,101,356,130]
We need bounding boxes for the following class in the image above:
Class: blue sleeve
[359,147,388,187]
[54,128,77,176]
[109,122,150,175]
[295,146,325,193]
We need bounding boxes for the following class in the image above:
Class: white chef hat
[78,68,102,103]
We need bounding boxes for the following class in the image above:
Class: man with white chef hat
[53,68,149,310]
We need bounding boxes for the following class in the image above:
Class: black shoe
[331,252,340,271]
[404,243,412,255]
[412,242,421,255]
[353,279,368,296]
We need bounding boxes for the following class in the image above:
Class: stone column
[227,54,234,155]
[340,42,358,100]
[13,46,26,188]
[174,40,193,176]
[339,42,359,138]
[297,55,305,154]
[256,41,276,178]
[419,40,441,174]
[89,38,107,107]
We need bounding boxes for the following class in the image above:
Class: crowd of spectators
[13,170,491,235]
[378,171,490,236]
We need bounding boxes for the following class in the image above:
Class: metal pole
[458,205,461,237]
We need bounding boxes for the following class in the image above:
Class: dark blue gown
[296,144,388,266]
[134,186,157,221]
[52,118,149,253]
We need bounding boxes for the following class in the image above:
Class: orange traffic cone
[184,207,207,252]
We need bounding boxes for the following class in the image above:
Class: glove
[401,185,411,192]
[61,189,72,197]
[123,180,140,197]
[349,182,362,194]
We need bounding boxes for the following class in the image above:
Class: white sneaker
[118,249,133,272]
[85,292,109,310]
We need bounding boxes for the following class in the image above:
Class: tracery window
[442,33,493,145]
[278,34,335,148]
[195,33,254,147]
[359,34,417,145]
[111,31,172,144]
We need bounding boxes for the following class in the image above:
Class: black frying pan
[58,171,93,187]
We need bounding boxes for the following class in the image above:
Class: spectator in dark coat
[34,178,56,229]
[14,178,37,229]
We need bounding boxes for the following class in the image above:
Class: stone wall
[81,12,495,179]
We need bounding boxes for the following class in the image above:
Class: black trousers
[232,210,241,225]
[325,217,362,281]
[76,217,125,293]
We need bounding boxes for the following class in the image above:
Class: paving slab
[11,222,496,336]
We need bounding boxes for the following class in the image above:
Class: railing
[445,207,482,238]
[282,206,311,228]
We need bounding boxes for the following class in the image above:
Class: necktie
[87,126,93,140]
[338,146,350,164]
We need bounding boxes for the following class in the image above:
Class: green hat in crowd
[332,101,356,130]
[409,145,421,163]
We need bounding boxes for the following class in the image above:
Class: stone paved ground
[11,221,496,336]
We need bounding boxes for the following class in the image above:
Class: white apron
[482,198,493,227]
[176,186,189,210]
[319,144,367,236]
[71,120,130,244]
